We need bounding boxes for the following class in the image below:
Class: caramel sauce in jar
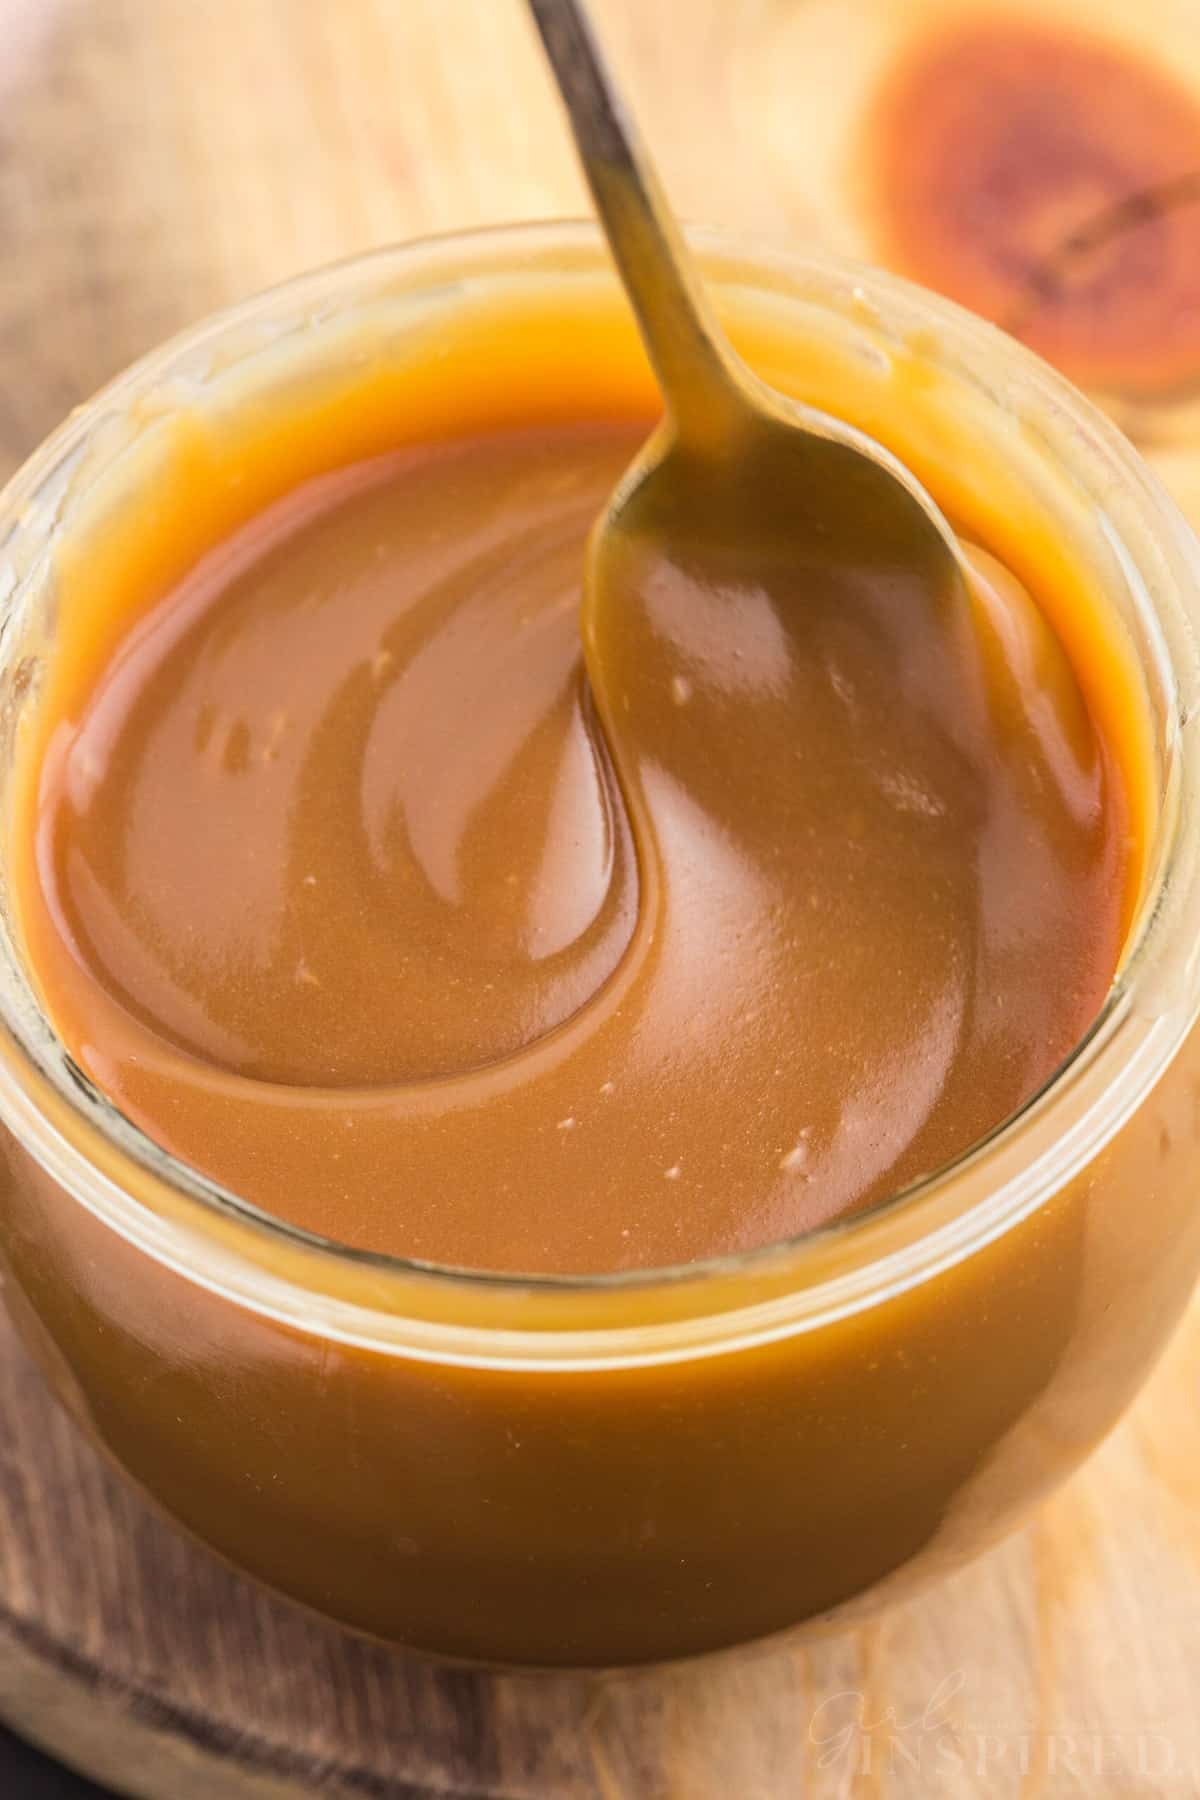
[0,236,1194,1666]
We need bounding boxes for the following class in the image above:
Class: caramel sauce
[13,285,1140,1274]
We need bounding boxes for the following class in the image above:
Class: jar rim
[2,218,1198,1365]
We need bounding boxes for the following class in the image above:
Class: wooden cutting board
[2,2,1200,1794]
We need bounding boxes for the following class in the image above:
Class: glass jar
[0,223,1198,1669]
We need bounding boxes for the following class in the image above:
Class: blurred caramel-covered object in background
[869,21,1200,396]
[731,0,1200,496]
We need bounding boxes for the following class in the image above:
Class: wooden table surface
[2,1,1200,1795]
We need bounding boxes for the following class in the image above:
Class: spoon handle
[527,0,747,447]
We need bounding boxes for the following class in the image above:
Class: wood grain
[1,0,1200,1794]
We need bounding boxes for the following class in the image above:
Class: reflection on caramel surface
[18,315,1132,1274]
[43,433,639,1087]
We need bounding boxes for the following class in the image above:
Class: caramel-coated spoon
[527,0,969,693]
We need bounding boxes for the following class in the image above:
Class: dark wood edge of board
[0,1609,504,1800]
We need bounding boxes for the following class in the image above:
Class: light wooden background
[2,1,1200,1795]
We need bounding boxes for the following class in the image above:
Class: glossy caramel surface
[15,322,1133,1273]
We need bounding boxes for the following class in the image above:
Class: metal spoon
[526,0,969,702]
